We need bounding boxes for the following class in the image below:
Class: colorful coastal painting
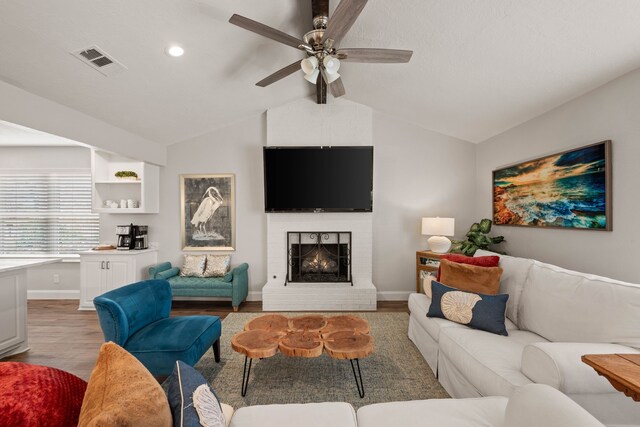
[493,141,611,230]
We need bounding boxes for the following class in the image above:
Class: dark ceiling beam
[312,0,329,104]
[312,0,329,20]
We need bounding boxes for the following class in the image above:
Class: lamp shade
[422,217,455,237]
[324,71,340,83]
[304,68,320,84]
[323,56,340,74]
[301,57,318,74]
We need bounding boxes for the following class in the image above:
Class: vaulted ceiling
[1,1,640,146]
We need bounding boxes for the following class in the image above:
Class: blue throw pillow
[427,281,509,336]
[167,361,224,427]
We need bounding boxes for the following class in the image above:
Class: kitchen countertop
[0,258,62,274]
[80,248,158,256]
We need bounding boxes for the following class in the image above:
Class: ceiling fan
[229,0,413,104]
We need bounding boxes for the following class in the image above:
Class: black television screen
[263,146,373,212]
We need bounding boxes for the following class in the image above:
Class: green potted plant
[114,171,139,181]
[450,218,505,256]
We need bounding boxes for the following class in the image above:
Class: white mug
[127,199,135,209]
[120,199,127,208]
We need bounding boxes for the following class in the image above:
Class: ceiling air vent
[71,45,126,77]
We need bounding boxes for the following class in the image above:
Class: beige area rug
[195,312,449,409]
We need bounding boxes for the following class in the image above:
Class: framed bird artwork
[180,174,235,251]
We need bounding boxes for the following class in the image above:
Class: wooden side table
[415,250,448,293]
[582,354,640,402]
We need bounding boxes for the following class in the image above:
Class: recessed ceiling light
[166,45,184,57]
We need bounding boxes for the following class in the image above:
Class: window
[0,173,99,254]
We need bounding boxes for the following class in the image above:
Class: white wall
[373,112,477,298]
[476,68,640,283]
[0,80,166,166]
[150,99,476,300]
[152,114,267,299]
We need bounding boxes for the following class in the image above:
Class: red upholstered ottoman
[0,362,87,427]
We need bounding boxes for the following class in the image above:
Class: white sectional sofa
[229,384,605,427]
[408,249,640,426]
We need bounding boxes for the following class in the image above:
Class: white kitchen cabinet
[0,259,61,359]
[91,149,160,214]
[79,249,158,310]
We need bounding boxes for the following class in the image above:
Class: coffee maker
[116,224,135,250]
[116,224,149,250]
[134,225,149,250]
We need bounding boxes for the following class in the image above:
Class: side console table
[415,250,448,293]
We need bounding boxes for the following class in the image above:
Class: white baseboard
[377,291,411,301]
[27,290,80,300]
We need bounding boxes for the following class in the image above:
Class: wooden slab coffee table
[231,314,373,397]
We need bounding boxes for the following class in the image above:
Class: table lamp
[422,217,455,253]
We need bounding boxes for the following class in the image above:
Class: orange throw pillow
[78,342,172,427]
[438,258,503,295]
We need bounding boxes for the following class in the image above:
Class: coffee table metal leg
[241,356,253,397]
[350,358,365,398]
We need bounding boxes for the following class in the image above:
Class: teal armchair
[149,262,249,311]
[93,279,221,376]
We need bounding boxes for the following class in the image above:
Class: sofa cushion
[521,342,640,394]
[438,259,503,295]
[439,327,546,396]
[0,362,87,427]
[475,250,533,325]
[78,342,172,427]
[436,253,501,281]
[519,260,640,348]
[428,282,509,336]
[409,293,466,342]
[229,402,357,427]
[356,397,507,427]
[503,384,605,427]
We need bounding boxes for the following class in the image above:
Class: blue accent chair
[93,279,221,376]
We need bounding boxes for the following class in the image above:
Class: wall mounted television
[263,146,373,213]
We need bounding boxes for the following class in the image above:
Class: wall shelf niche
[91,150,159,214]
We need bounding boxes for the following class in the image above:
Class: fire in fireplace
[287,232,352,285]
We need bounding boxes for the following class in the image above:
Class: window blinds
[0,174,99,254]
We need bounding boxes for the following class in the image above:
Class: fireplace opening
[287,232,352,285]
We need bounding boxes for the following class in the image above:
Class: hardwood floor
[2,300,408,380]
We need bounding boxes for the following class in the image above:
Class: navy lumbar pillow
[167,361,225,427]
[427,281,509,336]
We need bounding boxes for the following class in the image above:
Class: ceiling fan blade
[322,0,368,46]
[229,14,305,50]
[321,70,346,98]
[329,77,346,98]
[255,60,302,87]
[337,48,413,63]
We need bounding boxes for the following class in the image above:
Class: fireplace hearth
[287,232,352,285]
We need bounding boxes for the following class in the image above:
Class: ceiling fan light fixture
[301,57,319,74]
[323,56,340,74]
[303,68,320,84]
[324,71,340,84]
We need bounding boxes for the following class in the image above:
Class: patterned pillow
[167,361,226,427]
[203,255,231,277]
[427,281,509,336]
[180,254,207,277]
